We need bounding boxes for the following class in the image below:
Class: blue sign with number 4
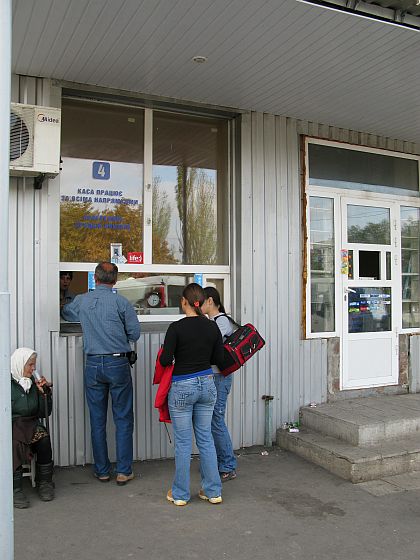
[92,161,110,180]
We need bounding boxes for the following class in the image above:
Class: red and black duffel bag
[215,314,265,376]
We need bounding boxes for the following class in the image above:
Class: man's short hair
[60,271,73,280]
[95,262,118,284]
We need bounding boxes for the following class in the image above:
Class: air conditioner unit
[9,103,61,177]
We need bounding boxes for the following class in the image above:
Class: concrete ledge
[301,394,420,446]
[301,407,380,446]
[277,428,420,483]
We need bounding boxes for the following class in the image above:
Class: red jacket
[153,348,174,423]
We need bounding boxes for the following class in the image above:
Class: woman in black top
[160,283,224,506]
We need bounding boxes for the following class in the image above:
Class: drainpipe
[0,1,13,559]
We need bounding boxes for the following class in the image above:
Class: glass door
[341,199,399,389]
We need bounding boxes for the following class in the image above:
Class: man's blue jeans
[168,375,221,502]
[85,355,134,476]
[212,374,237,473]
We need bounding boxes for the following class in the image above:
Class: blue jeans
[85,355,134,476]
[168,375,221,502]
[212,374,237,473]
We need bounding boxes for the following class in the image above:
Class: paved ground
[358,471,420,496]
[14,446,420,560]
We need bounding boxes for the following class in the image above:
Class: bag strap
[214,313,240,329]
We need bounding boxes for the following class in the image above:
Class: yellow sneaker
[167,489,188,506]
[198,489,222,504]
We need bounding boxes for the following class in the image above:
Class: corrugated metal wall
[9,75,61,369]
[238,113,329,448]
[50,332,174,466]
[238,113,420,447]
[9,75,420,465]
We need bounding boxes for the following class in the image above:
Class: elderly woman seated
[11,347,54,509]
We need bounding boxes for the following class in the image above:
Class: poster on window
[60,157,143,263]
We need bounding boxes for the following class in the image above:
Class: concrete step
[277,428,420,483]
[301,394,420,446]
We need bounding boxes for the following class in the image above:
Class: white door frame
[340,196,400,389]
[306,186,420,390]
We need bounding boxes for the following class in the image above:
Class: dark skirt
[12,416,48,471]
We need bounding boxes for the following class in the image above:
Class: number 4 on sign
[92,161,110,180]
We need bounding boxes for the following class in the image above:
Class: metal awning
[11,0,420,143]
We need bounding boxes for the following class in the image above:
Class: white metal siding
[9,75,420,465]
[9,76,61,363]
[239,113,330,446]
[238,113,420,447]
[50,332,175,466]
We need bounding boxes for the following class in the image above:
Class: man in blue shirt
[62,262,141,485]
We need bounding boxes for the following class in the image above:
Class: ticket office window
[114,273,229,316]
[59,99,231,321]
[59,271,230,319]
[59,271,86,308]
[60,99,144,263]
[152,111,228,265]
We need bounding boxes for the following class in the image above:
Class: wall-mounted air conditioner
[9,103,61,177]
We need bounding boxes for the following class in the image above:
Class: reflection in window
[60,100,144,263]
[386,252,391,281]
[114,273,193,315]
[401,207,420,328]
[347,205,390,245]
[309,197,335,333]
[204,278,225,308]
[359,250,380,280]
[61,99,144,163]
[152,112,228,265]
[308,143,419,196]
[348,287,391,333]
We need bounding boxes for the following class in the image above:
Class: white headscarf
[11,347,37,393]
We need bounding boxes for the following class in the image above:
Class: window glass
[204,278,225,302]
[114,273,194,315]
[152,112,228,265]
[309,197,335,333]
[386,252,391,280]
[60,100,144,263]
[347,205,390,245]
[59,100,231,323]
[309,143,419,196]
[348,287,392,333]
[401,207,420,328]
[359,251,380,279]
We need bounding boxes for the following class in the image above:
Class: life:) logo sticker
[127,252,144,264]
[92,161,110,180]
